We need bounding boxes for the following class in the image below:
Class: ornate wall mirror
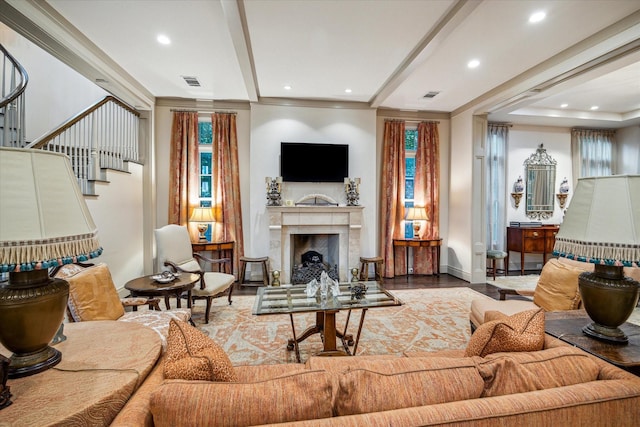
[524,144,556,219]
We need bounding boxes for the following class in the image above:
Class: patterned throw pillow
[465,308,545,357]
[164,319,237,382]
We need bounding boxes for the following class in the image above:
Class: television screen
[280,142,349,182]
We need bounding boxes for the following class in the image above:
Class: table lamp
[189,207,215,241]
[0,147,103,381]
[553,175,640,343]
[405,207,429,239]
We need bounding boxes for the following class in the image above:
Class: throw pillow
[475,347,601,397]
[464,308,545,357]
[533,258,584,311]
[164,319,237,382]
[65,263,125,321]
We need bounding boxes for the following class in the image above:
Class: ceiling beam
[369,0,481,108]
[222,0,258,102]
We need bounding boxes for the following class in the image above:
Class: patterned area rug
[191,288,493,365]
[486,275,539,294]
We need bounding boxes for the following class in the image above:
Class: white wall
[507,125,573,226]
[448,110,474,281]
[617,125,640,174]
[85,165,145,292]
[249,104,377,265]
[0,23,108,141]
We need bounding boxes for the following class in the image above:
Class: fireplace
[267,205,364,284]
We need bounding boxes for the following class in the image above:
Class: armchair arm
[121,297,161,311]
[193,253,232,274]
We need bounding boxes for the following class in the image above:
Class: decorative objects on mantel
[295,193,338,206]
[344,177,361,206]
[557,177,570,209]
[0,148,103,382]
[553,175,640,344]
[189,207,215,241]
[265,176,283,206]
[511,176,524,208]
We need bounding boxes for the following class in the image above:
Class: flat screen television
[280,142,349,182]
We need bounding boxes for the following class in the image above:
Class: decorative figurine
[351,268,359,283]
[344,177,361,206]
[265,177,283,206]
[271,270,281,287]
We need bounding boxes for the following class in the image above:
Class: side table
[0,321,161,426]
[393,238,442,277]
[125,273,200,310]
[545,310,640,375]
[192,240,235,276]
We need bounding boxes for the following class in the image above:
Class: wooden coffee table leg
[316,311,347,357]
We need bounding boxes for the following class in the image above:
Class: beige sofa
[111,333,640,427]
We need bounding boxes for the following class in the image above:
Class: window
[404,128,417,238]
[573,129,615,177]
[486,124,508,251]
[198,120,213,240]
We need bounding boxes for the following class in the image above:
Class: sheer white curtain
[571,129,616,185]
[486,124,508,251]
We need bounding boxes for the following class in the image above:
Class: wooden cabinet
[507,226,559,275]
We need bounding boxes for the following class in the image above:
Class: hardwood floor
[234,273,502,300]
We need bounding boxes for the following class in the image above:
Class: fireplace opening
[291,234,339,284]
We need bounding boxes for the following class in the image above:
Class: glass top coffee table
[252,281,402,361]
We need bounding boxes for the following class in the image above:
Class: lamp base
[582,322,628,344]
[412,223,420,239]
[0,270,69,379]
[8,346,62,379]
[579,264,640,344]
[197,223,208,241]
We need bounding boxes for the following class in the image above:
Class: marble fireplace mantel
[267,205,364,284]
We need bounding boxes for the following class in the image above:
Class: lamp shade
[553,175,640,266]
[189,207,215,223]
[0,147,102,272]
[404,207,429,221]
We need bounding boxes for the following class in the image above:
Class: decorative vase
[513,176,524,193]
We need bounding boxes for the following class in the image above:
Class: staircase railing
[27,95,141,194]
[0,43,28,148]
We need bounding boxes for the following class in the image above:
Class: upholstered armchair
[55,263,191,348]
[155,224,235,324]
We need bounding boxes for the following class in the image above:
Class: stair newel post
[89,111,100,182]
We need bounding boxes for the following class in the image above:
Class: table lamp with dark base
[553,174,640,345]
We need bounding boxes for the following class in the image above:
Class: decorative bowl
[151,273,175,284]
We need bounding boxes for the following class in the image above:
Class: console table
[393,238,442,277]
[507,225,559,275]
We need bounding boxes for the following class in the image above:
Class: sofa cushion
[533,258,585,311]
[65,263,125,321]
[476,346,601,397]
[333,358,484,416]
[465,308,544,357]
[150,371,333,427]
[163,319,237,382]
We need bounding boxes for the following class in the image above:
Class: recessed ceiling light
[467,59,480,69]
[560,103,568,108]
[157,34,171,45]
[284,85,292,90]
[345,88,352,93]
[529,11,546,23]
[590,106,599,110]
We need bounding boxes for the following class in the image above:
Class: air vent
[423,91,440,99]
[182,76,201,87]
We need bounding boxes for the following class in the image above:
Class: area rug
[191,288,493,365]
[487,275,539,297]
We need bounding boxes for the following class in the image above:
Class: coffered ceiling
[2,0,640,128]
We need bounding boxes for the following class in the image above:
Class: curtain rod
[488,122,513,127]
[571,127,615,132]
[170,109,237,115]
[388,119,440,124]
